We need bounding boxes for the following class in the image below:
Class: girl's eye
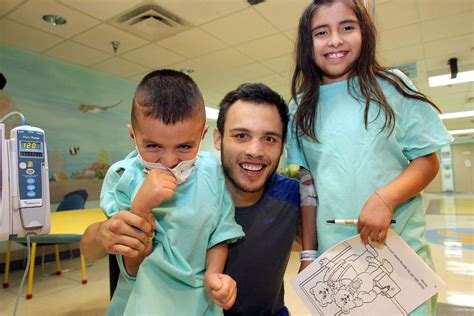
[342,25,355,32]
[313,30,327,37]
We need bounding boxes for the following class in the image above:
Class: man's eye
[235,134,247,139]
[264,136,276,143]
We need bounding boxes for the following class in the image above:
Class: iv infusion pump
[0,123,50,241]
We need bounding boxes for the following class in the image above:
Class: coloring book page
[292,230,444,315]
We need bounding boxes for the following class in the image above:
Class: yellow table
[2,208,107,299]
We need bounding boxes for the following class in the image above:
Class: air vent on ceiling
[110,3,192,42]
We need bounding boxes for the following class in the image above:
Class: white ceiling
[0,0,473,140]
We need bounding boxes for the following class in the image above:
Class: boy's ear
[201,124,209,140]
[127,124,135,142]
[213,128,222,151]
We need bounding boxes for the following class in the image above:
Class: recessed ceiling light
[439,110,474,120]
[42,14,67,26]
[448,128,474,135]
[428,70,474,87]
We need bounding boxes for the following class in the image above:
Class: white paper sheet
[291,230,444,315]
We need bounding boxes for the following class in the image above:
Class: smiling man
[214,83,304,316]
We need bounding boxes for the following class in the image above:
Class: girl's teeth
[242,163,263,171]
[327,52,345,58]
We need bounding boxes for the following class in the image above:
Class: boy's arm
[299,168,318,272]
[358,153,439,244]
[204,243,237,310]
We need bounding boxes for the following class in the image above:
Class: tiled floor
[1,193,473,315]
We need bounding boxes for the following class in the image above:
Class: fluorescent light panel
[448,128,474,135]
[439,110,474,120]
[428,70,474,87]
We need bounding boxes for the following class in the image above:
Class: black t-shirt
[224,173,300,316]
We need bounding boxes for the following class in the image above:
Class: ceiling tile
[417,0,473,21]
[235,33,293,61]
[0,0,25,17]
[43,41,111,66]
[121,44,186,68]
[253,0,311,31]
[59,0,143,21]
[375,1,419,30]
[284,28,298,43]
[157,28,228,58]
[0,19,63,53]
[193,47,255,68]
[378,24,422,51]
[423,34,474,60]
[7,0,100,38]
[254,73,288,88]
[201,8,278,45]
[154,0,248,26]
[378,44,423,68]
[261,54,293,73]
[73,24,149,54]
[91,57,149,78]
[228,62,274,81]
[420,11,473,42]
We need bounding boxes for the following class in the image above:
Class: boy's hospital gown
[101,151,244,315]
[286,70,452,315]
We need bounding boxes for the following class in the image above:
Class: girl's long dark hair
[291,0,440,140]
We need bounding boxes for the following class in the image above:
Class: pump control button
[27,185,36,191]
[19,162,26,169]
[27,191,36,197]
[26,169,35,175]
[26,178,35,184]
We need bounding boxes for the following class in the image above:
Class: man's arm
[80,211,154,260]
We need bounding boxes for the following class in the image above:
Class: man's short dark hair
[131,69,204,128]
[217,83,289,142]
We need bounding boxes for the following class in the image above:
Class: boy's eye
[178,145,192,151]
[146,144,159,149]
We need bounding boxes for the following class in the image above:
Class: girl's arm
[203,243,237,310]
[358,153,439,244]
[299,168,318,272]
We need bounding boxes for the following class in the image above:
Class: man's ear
[127,124,135,142]
[213,128,222,151]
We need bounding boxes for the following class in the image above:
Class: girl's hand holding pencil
[357,190,394,244]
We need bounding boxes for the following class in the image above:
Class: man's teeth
[241,163,263,171]
[327,52,345,58]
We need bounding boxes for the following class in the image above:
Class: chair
[2,189,89,299]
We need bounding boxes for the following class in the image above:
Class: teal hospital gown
[101,150,244,316]
[286,70,452,315]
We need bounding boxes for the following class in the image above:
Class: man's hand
[204,273,237,310]
[132,169,177,217]
[358,192,393,244]
[96,211,155,258]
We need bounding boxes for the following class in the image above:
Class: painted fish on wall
[78,100,122,113]
[69,146,80,156]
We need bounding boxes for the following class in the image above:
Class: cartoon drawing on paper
[292,231,445,316]
[297,242,405,315]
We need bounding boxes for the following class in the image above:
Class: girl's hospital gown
[286,70,452,315]
[100,151,244,316]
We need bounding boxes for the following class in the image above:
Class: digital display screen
[20,141,42,150]
[20,151,43,157]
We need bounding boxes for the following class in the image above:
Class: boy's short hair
[217,83,289,142]
[131,69,205,128]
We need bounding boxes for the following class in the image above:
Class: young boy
[100,69,244,315]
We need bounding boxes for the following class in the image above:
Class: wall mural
[0,45,215,203]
